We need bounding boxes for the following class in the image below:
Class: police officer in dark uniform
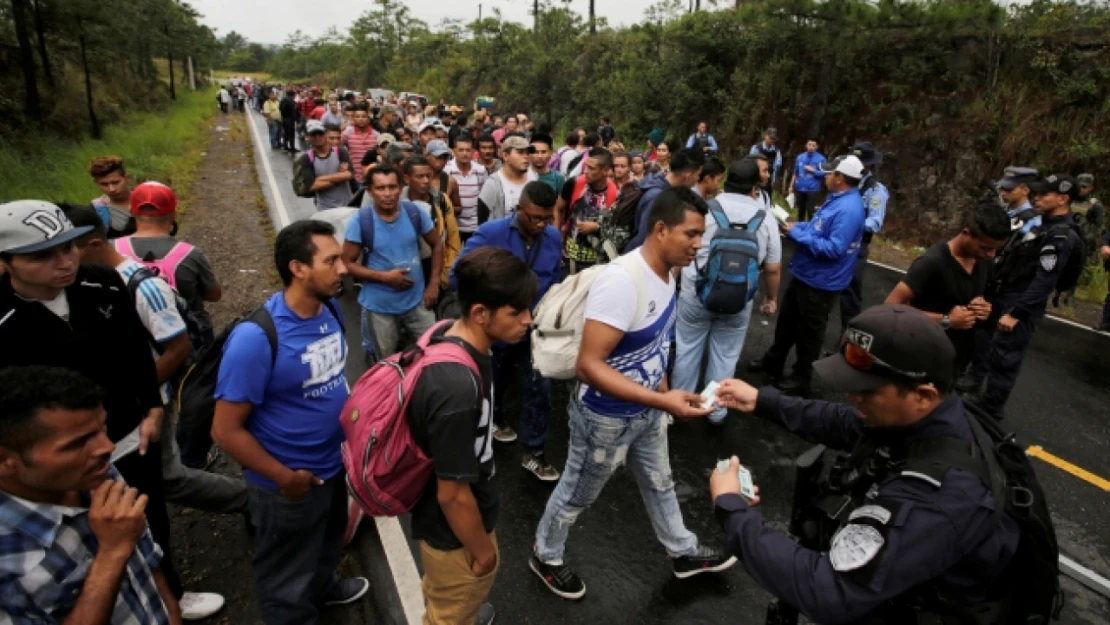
[839,142,889,332]
[956,174,1084,417]
[709,304,1020,623]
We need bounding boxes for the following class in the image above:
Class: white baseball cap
[821,155,865,179]
[0,200,93,255]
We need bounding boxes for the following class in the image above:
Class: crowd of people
[0,82,1104,625]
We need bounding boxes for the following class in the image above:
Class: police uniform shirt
[859,174,889,235]
[714,388,1020,623]
[1002,212,1082,319]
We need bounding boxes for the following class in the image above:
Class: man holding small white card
[708,305,1022,624]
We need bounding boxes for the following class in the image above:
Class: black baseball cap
[724,159,761,194]
[1029,174,1079,202]
[814,304,955,392]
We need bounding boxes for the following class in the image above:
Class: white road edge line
[865,259,1098,333]
[245,109,424,625]
[244,109,292,229]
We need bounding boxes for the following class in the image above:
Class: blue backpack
[694,201,764,315]
[357,201,424,265]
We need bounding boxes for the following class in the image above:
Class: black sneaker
[529,556,586,600]
[475,602,495,625]
[671,546,738,579]
[322,577,370,605]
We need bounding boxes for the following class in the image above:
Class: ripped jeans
[534,398,699,564]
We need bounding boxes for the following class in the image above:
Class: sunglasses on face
[841,340,929,383]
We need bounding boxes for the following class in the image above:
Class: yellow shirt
[263,99,281,122]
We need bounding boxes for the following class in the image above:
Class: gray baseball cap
[0,200,94,255]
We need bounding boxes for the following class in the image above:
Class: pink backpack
[340,320,479,517]
[113,237,194,290]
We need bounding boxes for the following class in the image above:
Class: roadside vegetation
[0,88,217,208]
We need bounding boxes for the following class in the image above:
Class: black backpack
[125,266,213,363]
[905,402,1064,624]
[174,301,343,438]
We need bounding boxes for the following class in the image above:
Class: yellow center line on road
[1026,446,1110,492]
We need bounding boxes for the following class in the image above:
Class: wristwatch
[940,315,952,330]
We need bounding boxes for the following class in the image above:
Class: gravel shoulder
[168,112,366,624]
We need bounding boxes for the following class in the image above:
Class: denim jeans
[534,399,698,564]
[247,476,347,625]
[492,338,551,455]
[672,291,752,424]
[360,305,436,359]
[267,120,281,148]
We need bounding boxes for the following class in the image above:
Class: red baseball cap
[130,181,177,216]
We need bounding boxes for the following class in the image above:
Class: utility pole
[187,56,196,90]
[533,0,538,31]
[589,0,595,34]
[479,3,482,20]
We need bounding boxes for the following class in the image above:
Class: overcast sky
[189,0,665,45]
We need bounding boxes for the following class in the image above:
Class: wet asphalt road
[246,108,1110,624]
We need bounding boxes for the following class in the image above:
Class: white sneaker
[179,592,225,620]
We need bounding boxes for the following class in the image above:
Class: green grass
[0,88,218,206]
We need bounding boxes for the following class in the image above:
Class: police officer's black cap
[849,141,882,166]
[997,166,1039,191]
[724,159,761,193]
[1029,174,1079,202]
[814,304,956,393]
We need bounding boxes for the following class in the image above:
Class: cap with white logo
[0,200,93,255]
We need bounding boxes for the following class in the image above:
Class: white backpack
[531,254,647,380]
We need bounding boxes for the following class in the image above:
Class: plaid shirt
[0,469,170,625]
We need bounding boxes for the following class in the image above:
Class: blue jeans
[247,476,347,625]
[360,305,435,360]
[492,338,551,455]
[534,399,698,564]
[267,119,281,148]
[672,291,752,424]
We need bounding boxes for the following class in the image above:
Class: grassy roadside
[0,88,218,215]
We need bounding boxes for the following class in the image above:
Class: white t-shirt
[560,148,585,176]
[579,249,678,417]
[40,292,70,322]
[681,192,782,296]
[116,259,188,402]
[498,170,537,215]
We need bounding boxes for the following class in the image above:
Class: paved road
[245,109,1110,624]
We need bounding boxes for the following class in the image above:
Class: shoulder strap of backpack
[114,236,137,259]
[707,200,730,230]
[613,254,649,325]
[246,306,279,365]
[746,210,767,232]
[605,180,619,208]
[359,207,376,262]
[570,176,588,208]
[401,201,425,235]
[160,242,195,273]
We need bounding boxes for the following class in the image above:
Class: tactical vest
[759,144,779,167]
[799,419,1016,625]
[990,222,1071,292]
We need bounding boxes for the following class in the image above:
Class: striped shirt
[0,467,171,625]
[343,126,379,183]
[444,160,488,233]
[115,259,187,404]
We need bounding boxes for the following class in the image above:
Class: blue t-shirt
[344,205,434,315]
[214,292,348,489]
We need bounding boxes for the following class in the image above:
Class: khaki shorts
[420,532,499,625]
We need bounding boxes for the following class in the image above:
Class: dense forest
[4,0,1108,238]
[0,0,219,137]
[232,0,1109,239]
